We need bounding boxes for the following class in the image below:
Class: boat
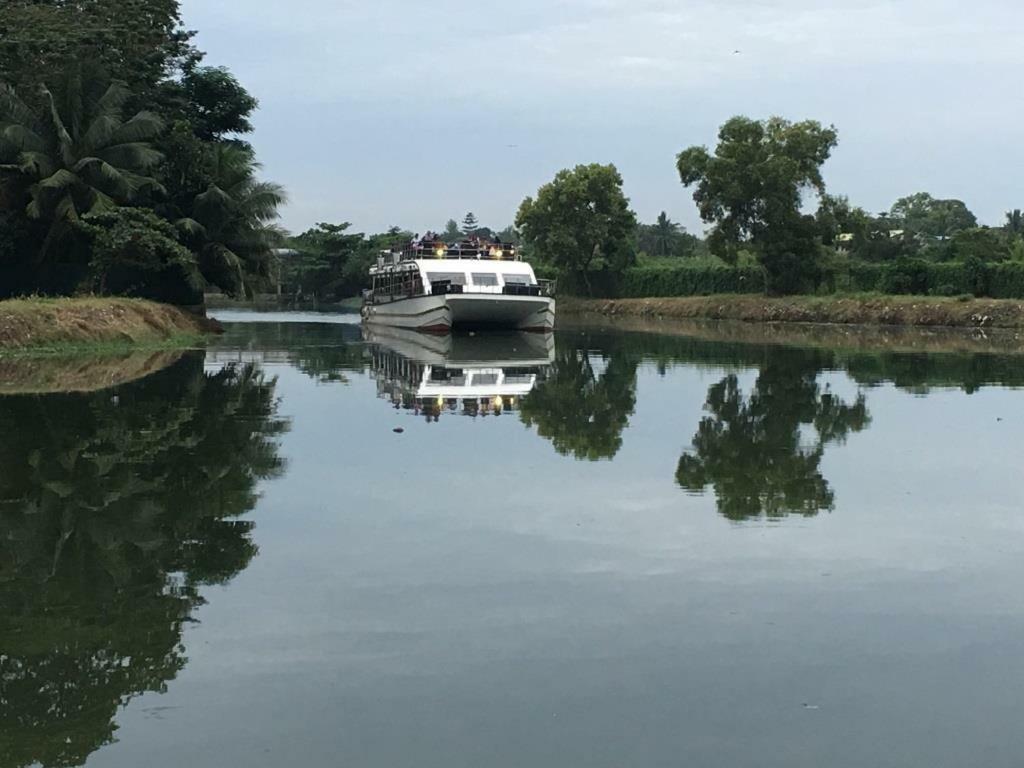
[364,327,554,420]
[361,237,555,333]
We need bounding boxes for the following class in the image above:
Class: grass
[0,296,221,355]
[561,293,1024,329]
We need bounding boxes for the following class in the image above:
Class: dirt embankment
[560,295,1024,329]
[0,298,222,353]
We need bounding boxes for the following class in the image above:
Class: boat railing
[380,243,521,263]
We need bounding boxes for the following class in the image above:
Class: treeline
[515,118,1024,297]
[0,0,284,304]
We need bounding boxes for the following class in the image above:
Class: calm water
[2,314,1024,768]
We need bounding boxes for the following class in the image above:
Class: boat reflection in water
[363,327,554,421]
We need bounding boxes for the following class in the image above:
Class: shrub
[77,209,204,305]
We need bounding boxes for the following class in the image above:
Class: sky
[179,0,1024,237]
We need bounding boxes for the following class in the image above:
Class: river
[2,311,1023,768]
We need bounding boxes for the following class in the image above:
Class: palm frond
[93,82,132,121]
[41,87,76,168]
[80,114,121,155]
[97,141,164,170]
[0,84,40,131]
[38,168,79,191]
[110,111,165,145]
[175,217,208,239]
[1,124,47,154]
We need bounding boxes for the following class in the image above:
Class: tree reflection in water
[0,354,288,768]
[519,343,638,461]
[676,349,870,521]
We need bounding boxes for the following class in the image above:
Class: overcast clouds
[180,0,1023,235]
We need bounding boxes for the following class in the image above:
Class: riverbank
[560,294,1024,329]
[0,298,221,355]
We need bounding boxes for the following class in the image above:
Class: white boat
[361,240,555,333]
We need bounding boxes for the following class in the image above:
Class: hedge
[544,259,1024,299]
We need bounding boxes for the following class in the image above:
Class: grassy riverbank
[561,293,1024,329]
[0,298,221,355]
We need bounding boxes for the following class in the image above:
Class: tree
[890,193,976,240]
[677,116,838,294]
[76,207,202,302]
[948,227,1011,262]
[0,0,199,99]
[516,163,637,294]
[1005,209,1023,236]
[172,143,286,296]
[461,211,479,236]
[179,66,258,141]
[495,224,520,245]
[815,194,870,247]
[0,66,165,261]
[442,218,461,241]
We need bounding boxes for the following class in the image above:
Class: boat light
[436,396,444,407]
[435,246,446,258]
[493,396,504,409]
[489,247,503,259]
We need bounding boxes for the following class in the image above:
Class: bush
[77,209,204,305]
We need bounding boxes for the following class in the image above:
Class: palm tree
[0,66,165,259]
[652,211,681,256]
[1005,209,1023,236]
[174,143,286,297]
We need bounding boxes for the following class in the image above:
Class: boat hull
[363,293,555,333]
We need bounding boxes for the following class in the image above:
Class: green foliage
[677,116,838,294]
[443,218,461,240]
[948,227,1011,262]
[636,211,704,258]
[890,192,977,239]
[461,211,479,235]
[180,66,258,141]
[172,143,286,297]
[618,264,764,297]
[516,163,637,294]
[283,223,412,300]
[0,0,199,98]
[76,207,202,303]
[0,66,166,260]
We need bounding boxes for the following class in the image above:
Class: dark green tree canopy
[516,163,637,292]
[0,67,166,260]
[180,66,258,141]
[0,0,199,98]
[889,193,977,239]
[677,116,838,293]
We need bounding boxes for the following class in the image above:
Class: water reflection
[0,355,288,768]
[676,348,871,521]
[363,328,554,420]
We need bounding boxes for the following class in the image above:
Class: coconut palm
[0,66,165,259]
[174,143,286,296]
[652,211,682,256]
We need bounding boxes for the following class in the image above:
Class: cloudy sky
[179,0,1022,236]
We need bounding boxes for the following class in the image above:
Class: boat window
[471,272,499,286]
[471,373,499,386]
[503,273,533,285]
[426,271,466,285]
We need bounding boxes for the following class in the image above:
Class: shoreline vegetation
[560,294,1024,330]
[0,298,220,355]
